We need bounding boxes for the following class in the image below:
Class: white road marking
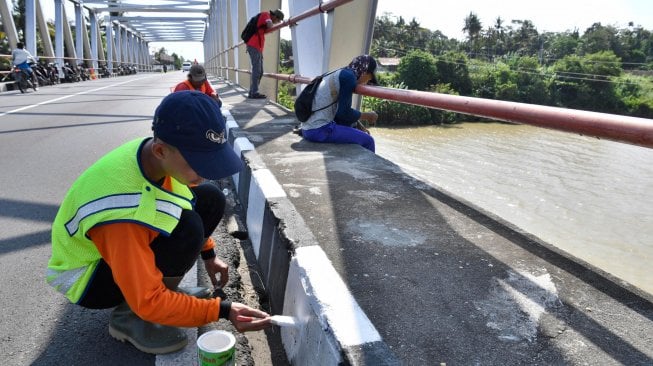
[0,76,155,118]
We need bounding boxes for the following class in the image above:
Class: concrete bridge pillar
[75,2,84,66]
[105,17,113,72]
[90,12,99,70]
[24,0,36,56]
[289,0,377,106]
[0,0,19,49]
[36,0,54,60]
[54,0,65,77]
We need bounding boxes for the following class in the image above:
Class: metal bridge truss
[0,0,211,76]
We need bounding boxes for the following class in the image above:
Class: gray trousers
[247,45,263,96]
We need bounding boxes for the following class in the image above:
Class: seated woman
[300,55,379,152]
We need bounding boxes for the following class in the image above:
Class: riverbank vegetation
[280,12,653,124]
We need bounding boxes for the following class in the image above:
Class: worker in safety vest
[173,64,222,107]
[46,91,270,354]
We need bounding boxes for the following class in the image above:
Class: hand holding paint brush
[238,314,297,328]
[228,303,271,332]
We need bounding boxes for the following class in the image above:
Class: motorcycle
[46,63,60,85]
[30,62,51,86]
[13,66,37,93]
[78,64,90,81]
[99,64,111,78]
[61,63,80,83]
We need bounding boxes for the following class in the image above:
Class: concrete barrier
[223,108,399,365]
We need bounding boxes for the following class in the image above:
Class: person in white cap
[173,64,222,106]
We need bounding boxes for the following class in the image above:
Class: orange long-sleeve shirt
[87,178,223,327]
[173,79,218,98]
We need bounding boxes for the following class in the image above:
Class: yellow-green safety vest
[46,138,194,303]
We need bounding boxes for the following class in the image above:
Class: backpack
[241,14,261,42]
[294,72,337,122]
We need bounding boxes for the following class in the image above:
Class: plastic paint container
[197,330,236,366]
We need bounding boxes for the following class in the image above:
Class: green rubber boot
[108,302,188,354]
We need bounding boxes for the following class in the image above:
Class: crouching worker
[173,64,222,107]
[46,91,270,354]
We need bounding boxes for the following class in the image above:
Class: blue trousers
[247,45,263,96]
[303,121,375,152]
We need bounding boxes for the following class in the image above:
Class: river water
[372,123,653,296]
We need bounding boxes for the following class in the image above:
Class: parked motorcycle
[78,64,90,81]
[46,63,60,85]
[99,64,111,78]
[61,63,80,83]
[30,62,51,86]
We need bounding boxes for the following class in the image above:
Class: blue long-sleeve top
[301,68,361,130]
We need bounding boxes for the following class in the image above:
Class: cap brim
[180,143,243,180]
[190,74,206,83]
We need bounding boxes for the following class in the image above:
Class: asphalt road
[0,73,181,366]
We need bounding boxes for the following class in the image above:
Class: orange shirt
[173,79,218,98]
[87,177,222,327]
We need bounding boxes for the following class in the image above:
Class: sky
[39,0,653,63]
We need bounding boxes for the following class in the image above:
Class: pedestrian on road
[245,9,284,99]
[173,64,222,106]
[300,54,379,152]
[46,91,271,355]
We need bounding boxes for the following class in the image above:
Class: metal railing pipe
[358,84,653,149]
[255,70,653,150]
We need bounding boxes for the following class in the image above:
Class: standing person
[173,64,222,106]
[46,91,271,355]
[300,55,379,152]
[245,9,284,99]
[11,42,38,88]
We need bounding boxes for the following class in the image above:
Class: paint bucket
[197,330,236,366]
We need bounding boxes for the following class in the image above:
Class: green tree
[397,49,437,91]
[509,56,551,104]
[580,23,619,56]
[548,31,580,61]
[435,51,472,95]
[551,51,622,112]
[280,39,293,66]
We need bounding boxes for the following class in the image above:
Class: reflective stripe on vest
[46,267,86,295]
[47,138,195,304]
[65,193,183,236]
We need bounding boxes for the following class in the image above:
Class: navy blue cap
[152,91,242,180]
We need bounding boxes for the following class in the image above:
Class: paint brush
[269,315,297,327]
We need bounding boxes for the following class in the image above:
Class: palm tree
[463,12,482,57]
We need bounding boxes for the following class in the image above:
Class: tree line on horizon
[360,12,653,124]
[373,11,653,68]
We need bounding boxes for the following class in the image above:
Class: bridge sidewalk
[216,78,653,365]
